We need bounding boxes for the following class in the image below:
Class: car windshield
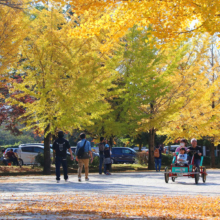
[129,148,136,153]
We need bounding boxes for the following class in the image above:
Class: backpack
[154,148,160,158]
[98,143,105,152]
[77,140,87,159]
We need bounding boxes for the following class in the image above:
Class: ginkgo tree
[159,35,220,167]
[87,26,206,169]
[0,1,30,134]
[0,3,26,78]
[118,29,211,169]
[35,0,220,50]
[9,6,118,174]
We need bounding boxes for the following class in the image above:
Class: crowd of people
[0,133,203,182]
[52,132,112,183]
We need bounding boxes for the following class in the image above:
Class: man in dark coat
[52,131,73,183]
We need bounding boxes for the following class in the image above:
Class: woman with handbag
[104,142,112,175]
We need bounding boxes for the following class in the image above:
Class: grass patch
[0,163,150,176]
[112,163,147,169]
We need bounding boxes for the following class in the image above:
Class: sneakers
[85,178,89,181]
[106,172,111,175]
[65,179,68,182]
[78,178,81,182]
[57,180,60,183]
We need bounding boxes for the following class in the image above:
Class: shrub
[36,153,76,167]
[203,156,211,166]
[136,152,148,165]
[161,154,173,166]
[35,153,44,166]
[91,156,99,167]
[67,155,75,167]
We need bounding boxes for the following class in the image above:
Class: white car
[17,144,53,165]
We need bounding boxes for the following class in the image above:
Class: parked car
[67,148,99,159]
[3,147,18,157]
[164,145,179,153]
[91,147,99,153]
[111,147,136,164]
[17,144,53,165]
[70,147,77,154]
[2,148,21,166]
[133,147,149,152]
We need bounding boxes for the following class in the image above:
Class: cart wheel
[172,177,175,182]
[202,167,207,183]
[164,167,169,183]
[195,167,199,184]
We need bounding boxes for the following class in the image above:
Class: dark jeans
[55,156,68,180]
[155,158,161,171]
[188,156,201,169]
[4,157,18,166]
[194,159,201,169]
[99,155,106,174]
[105,163,111,171]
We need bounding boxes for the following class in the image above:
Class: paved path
[0,170,219,196]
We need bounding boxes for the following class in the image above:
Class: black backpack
[77,140,87,159]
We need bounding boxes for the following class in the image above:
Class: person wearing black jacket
[52,131,73,183]
[187,138,202,169]
[97,137,106,174]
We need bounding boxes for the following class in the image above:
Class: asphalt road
[0,170,219,196]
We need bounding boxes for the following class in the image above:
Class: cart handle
[172,152,179,164]
[200,156,203,167]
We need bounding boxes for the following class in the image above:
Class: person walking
[97,137,106,174]
[52,131,73,183]
[154,144,163,172]
[104,142,112,175]
[76,133,93,182]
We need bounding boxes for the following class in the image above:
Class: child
[104,143,112,175]
[177,147,188,165]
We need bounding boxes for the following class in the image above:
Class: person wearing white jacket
[177,148,188,165]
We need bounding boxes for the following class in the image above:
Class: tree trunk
[210,143,216,168]
[43,125,51,175]
[139,143,142,152]
[148,128,155,170]
[52,134,56,164]
[109,136,114,150]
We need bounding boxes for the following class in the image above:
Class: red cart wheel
[164,167,169,183]
[195,167,199,184]
[202,167,207,183]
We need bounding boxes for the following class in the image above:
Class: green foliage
[9,8,118,137]
[136,152,148,165]
[0,128,43,146]
[91,156,99,167]
[67,155,75,167]
[35,153,44,166]
[161,154,173,166]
